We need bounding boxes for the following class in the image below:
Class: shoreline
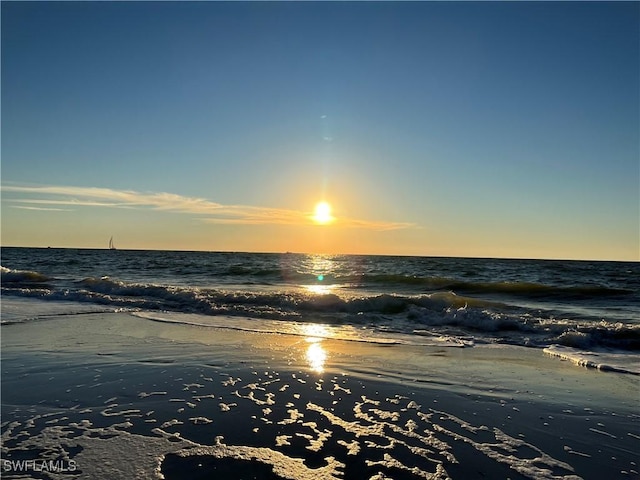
[2,312,639,479]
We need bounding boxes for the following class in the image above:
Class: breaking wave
[2,266,639,352]
[1,266,52,284]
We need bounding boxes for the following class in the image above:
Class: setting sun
[313,201,334,224]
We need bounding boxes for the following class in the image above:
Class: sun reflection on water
[301,324,330,373]
[301,254,338,296]
[305,341,327,373]
[305,283,334,295]
[301,323,330,340]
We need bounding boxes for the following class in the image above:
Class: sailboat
[109,237,116,250]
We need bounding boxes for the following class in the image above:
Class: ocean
[2,247,639,479]
[2,247,639,373]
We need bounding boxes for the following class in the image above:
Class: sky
[1,1,638,260]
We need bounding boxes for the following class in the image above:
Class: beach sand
[2,312,638,479]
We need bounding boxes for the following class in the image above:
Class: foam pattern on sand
[3,363,614,480]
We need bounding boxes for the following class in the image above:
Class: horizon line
[2,244,636,263]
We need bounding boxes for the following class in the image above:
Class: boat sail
[109,237,116,250]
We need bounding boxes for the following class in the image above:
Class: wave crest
[2,266,638,352]
[1,266,52,284]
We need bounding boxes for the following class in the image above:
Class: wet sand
[2,313,638,479]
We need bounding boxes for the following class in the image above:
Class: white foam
[100,407,142,418]
[218,402,237,412]
[159,419,183,429]
[138,391,167,398]
[366,453,449,480]
[131,311,471,347]
[337,439,360,455]
[189,417,213,425]
[430,409,581,480]
[3,391,593,480]
[275,435,292,446]
[176,436,346,480]
[544,345,640,375]
[3,351,614,480]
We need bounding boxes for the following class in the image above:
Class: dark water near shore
[2,247,639,356]
[2,247,639,479]
[2,313,638,480]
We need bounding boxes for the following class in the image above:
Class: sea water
[2,247,639,479]
[2,247,639,373]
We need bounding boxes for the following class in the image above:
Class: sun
[313,201,334,224]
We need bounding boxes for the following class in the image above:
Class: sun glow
[312,201,334,225]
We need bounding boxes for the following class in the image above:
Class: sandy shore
[2,312,638,479]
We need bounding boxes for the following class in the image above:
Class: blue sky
[2,1,638,259]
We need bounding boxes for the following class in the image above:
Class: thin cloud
[11,205,73,212]
[335,218,416,231]
[2,184,415,230]
[6,198,135,208]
